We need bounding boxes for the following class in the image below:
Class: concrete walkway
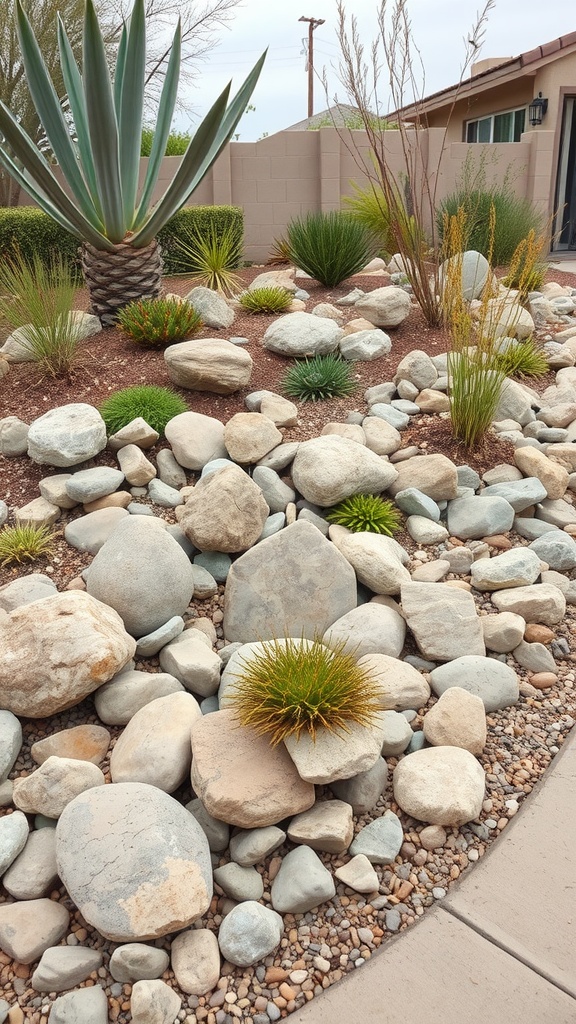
[291,730,576,1024]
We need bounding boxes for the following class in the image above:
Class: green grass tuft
[281,354,358,401]
[117,297,202,347]
[0,523,55,567]
[99,385,187,436]
[493,338,549,379]
[326,494,402,535]
[228,636,386,745]
[285,210,377,287]
[238,286,292,314]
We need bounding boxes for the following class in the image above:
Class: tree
[0,0,242,205]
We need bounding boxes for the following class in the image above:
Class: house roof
[394,29,576,120]
[282,103,364,131]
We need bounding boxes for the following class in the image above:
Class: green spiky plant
[285,210,378,287]
[493,338,549,379]
[173,222,243,295]
[0,0,265,324]
[99,385,187,436]
[0,523,55,567]
[238,286,292,314]
[281,354,358,401]
[228,637,386,745]
[116,297,202,346]
[326,494,402,535]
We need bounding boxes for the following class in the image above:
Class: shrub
[0,249,80,378]
[0,523,55,567]
[158,206,244,277]
[285,210,377,287]
[281,354,358,401]
[238,286,292,314]
[117,297,203,346]
[342,180,395,257]
[171,222,243,295]
[438,185,543,266]
[494,338,549,379]
[326,494,402,535]
[0,208,79,275]
[99,385,187,436]
[141,126,192,156]
[228,636,386,745]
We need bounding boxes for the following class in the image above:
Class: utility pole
[299,15,325,118]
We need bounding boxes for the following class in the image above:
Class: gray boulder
[271,845,336,913]
[27,403,107,467]
[217,902,283,967]
[292,434,398,506]
[430,655,519,711]
[262,311,343,356]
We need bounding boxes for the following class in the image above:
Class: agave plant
[0,0,265,324]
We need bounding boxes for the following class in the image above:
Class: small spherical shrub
[0,523,55,567]
[228,636,386,745]
[238,286,292,314]
[281,353,358,401]
[326,494,402,535]
[99,385,188,436]
[116,296,203,346]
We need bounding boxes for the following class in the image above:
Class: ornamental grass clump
[281,354,357,401]
[285,210,377,287]
[493,338,549,379]
[172,223,243,296]
[99,384,187,436]
[238,286,292,314]
[116,296,202,346]
[0,523,55,567]
[228,637,386,745]
[326,494,402,535]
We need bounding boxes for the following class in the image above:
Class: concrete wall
[16,125,554,263]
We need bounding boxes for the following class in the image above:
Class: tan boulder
[388,454,459,500]
[31,725,111,766]
[423,687,487,753]
[164,339,252,394]
[179,464,269,553]
[223,412,283,464]
[514,447,569,500]
[13,756,105,817]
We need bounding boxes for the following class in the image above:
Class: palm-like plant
[0,0,265,324]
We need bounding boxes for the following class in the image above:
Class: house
[394,31,576,255]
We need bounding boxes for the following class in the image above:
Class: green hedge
[0,204,244,277]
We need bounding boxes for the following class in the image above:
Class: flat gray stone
[481,478,548,512]
[323,602,406,659]
[213,862,264,901]
[349,810,403,863]
[447,495,514,539]
[94,668,184,725]
[400,582,485,662]
[65,467,124,503]
[229,826,286,867]
[470,548,542,591]
[147,478,183,507]
[135,616,185,657]
[0,810,29,874]
[47,986,108,1024]
[3,826,58,899]
[109,943,170,983]
[31,945,103,992]
[64,507,130,554]
[271,846,336,913]
[430,655,520,712]
[395,487,441,521]
[330,757,389,814]
[0,710,22,782]
[529,532,576,570]
[27,403,107,467]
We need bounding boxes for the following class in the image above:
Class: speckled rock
[217,901,284,967]
[170,928,221,995]
[430,656,519,712]
[0,899,69,964]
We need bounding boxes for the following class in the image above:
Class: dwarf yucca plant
[0,249,80,377]
[327,494,402,535]
[0,0,265,324]
[239,286,292,314]
[173,223,243,296]
[117,297,202,346]
[285,211,377,287]
[228,637,385,745]
[282,354,357,401]
[0,523,55,567]
[99,385,187,436]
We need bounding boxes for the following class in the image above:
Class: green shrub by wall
[0,205,244,277]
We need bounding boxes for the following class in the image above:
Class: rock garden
[0,250,576,1024]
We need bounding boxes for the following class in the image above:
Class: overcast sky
[172,0,575,140]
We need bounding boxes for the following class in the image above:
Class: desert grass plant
[99,385,187,436]
[266,235,292,265]
[228,636,386,745]
[281,354,358,402]
[326,493,402,535]
[0,248,80,377]
[172,223,243,296]
[0,523,55,567]
[493,338,549,379]
[238,286,292,314]
[342,179,395,257]
[116,297,203,347]
[285,210,378,287]
[501,228,549,300]
[330,0,495,327]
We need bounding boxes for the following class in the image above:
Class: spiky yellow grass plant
[0,523,55,567]
[228,637,385,745]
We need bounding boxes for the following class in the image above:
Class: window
[466,107,526,143]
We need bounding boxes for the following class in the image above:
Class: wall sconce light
[528,92,548,126]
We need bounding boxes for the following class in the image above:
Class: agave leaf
[118,0,146,225]
[15,0,99,226]
[133,51,266,247]
[131,84,231,246]
[0,101,114,248]
[83,0,125,241]
[57,16,102,220]
[113,21,129,117]
[132,19,182,231]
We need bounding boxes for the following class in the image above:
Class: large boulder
[109,692,202,792]
[354,286,411,328]
[0,592,135,717]
[164,339,252,394]
[27,403,107,467]
[86,517,195,638]
[223,520,357,642]
[56,783,212,941]
[400,582,485,662]
[439,250,490,301]
[393,746,485,825]
[178,464,269,553]
[164,411,227,471]
[262,311,343,356]
[291,435,398,506]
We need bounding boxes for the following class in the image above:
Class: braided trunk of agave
[0,0,265,325]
